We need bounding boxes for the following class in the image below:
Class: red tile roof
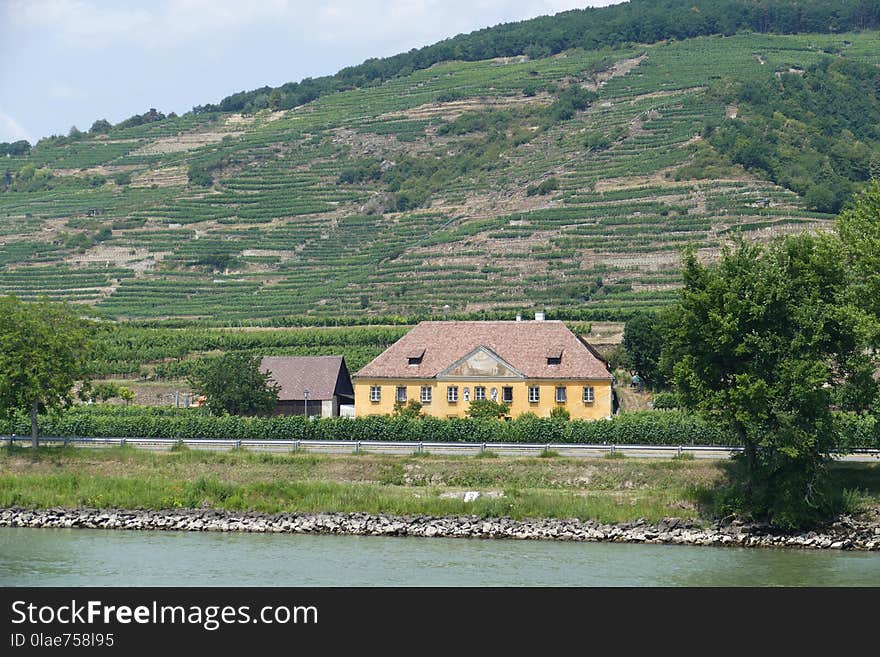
[354,321,610,380]
[260,356,353,401]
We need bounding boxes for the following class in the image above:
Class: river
[1,527,878,586]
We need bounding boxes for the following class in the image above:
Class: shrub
[651,392,680,410]
[4,406,876,449]
[393,399,423,419]
[549,407,571,422]
[526,177,559,196]
[466,399,510,419]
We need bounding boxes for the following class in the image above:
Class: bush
[393,399,423,419]
[651,392,680,410]
[466,399,510,419]
[3,406,876,449]
[526,177,559,196]
[0,406,726,445]
[549,407,570,422]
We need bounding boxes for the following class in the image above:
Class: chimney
[535,311,545,321]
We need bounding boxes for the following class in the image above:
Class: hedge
[1,406,877,448]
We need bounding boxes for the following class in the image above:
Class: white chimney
[535,311,545,321]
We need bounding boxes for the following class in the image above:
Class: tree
[0,296,94,446]
[466,399,510,419]
[837,180,880,345]
[0,140,31,157]
[80,381,135,404]
[622,312,665,387]
[549,406,570,422]
[393,399,423,418]
[660,235,876,528]
[188,353,280,416]
[89,119,112,134]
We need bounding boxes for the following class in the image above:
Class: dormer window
[407,348,425,366]
[546,348,562,366]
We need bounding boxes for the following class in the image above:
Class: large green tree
[188,353,280,416]
[837,181,880,345]
[660,234,876,528]
[622,311,665,387]
[0,296,95,446]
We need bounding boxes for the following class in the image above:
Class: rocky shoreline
[2,507,879,550]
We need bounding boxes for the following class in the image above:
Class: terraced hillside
[2,32,878,323]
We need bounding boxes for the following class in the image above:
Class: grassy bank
[1,446,877,525]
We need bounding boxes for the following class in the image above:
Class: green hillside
[2,28,879,323]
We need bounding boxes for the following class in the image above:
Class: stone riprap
[1,507,878,550]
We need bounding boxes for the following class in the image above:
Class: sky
[0,0,623,144]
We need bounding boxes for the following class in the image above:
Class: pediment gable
[438,346,524,379]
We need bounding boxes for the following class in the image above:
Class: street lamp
[303,388,310,418]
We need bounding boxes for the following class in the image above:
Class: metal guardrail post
[121,438,126,448]
[610,444,616,455]
[677,445,682,456]
[418,442,423,455]
[355,441,360,454]
[481,442,486,454]
[235,440,241,450]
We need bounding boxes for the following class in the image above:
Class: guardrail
[4,436,879,460]
[2,434,741,454]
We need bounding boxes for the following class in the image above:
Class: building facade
[353,319,613,419]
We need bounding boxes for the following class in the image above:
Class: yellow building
[353,319,613,419]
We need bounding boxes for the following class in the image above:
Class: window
[583,386,595,403]
[369,386,381,402]
[447,386,459,402]
[528,386,540,403]
[546,349,562,366]
[555,386,567,403]
[421,386,432,403]
[407,348,425,366]
[474,386,486,401]
[502,387,513,403]
[396,386,407,403]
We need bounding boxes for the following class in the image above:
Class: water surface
[1,527,877,586]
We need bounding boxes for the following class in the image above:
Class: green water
[1,527,878,586]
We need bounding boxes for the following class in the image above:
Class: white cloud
[0,108,34,143]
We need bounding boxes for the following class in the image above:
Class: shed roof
[260,356,353,401]
[354,321,610,380]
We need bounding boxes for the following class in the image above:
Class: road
[5,436,879,462]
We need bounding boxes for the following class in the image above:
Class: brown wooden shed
[259,356,354,417]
